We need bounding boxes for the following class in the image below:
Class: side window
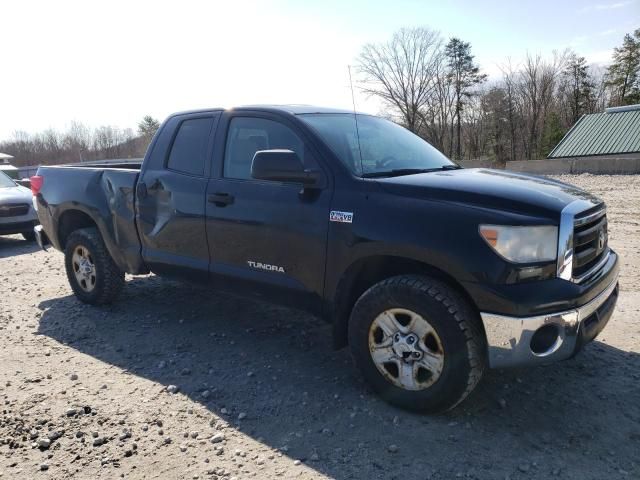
[167,117,213,176]
[224,117,305,180]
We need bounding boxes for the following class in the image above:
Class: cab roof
[170,105,367,117]
[234,104,356,115]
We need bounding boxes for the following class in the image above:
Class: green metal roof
[548,105,640,158]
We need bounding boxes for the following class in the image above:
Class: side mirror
[251,149,320,185]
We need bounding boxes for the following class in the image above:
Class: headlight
[479,225,558,263]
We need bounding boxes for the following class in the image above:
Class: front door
[205,113,332,311]
[136,112,219,278]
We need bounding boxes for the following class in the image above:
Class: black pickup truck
[32,105,619,412]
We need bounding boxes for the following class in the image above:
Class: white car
[0,171,38,241]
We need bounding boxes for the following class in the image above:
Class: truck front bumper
[480,274,619,368]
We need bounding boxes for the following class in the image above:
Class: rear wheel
[64,227,124,304]
[348,275,485,413]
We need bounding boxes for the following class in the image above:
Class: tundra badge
[247,261,285,273]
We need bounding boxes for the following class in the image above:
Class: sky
[0,0,638,141]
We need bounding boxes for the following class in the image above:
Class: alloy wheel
[368,308,444,390]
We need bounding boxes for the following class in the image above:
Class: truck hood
[0,185,32,203]
[375,168,601,218]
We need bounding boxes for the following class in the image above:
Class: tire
[64,227,124,305]
[22,231,36,242]
[348,275,485,413]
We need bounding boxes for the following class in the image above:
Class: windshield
[298,113,454,176]
[0,171,16,188]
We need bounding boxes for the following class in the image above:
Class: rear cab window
[166,117,214,176]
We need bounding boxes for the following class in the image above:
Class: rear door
[136,112,220,278]
[205,111,332,311]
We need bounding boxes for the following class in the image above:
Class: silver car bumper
[480,275,619,368]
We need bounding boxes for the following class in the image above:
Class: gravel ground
[0,174,639,480]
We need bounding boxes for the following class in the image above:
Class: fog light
[530,324,560,355]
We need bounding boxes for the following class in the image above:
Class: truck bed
[35,164,145,274]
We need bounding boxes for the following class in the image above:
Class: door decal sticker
[330,211,353,223]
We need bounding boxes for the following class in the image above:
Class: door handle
[208,192,234,207]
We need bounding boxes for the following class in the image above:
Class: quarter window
[167,117,213,176]
[224,117,305,180]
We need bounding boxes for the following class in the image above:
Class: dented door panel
[136,170,210,273]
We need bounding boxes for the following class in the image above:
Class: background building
[548,104,640,161]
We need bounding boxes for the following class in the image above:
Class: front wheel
[64,227,124,305]
[348,275,486,413]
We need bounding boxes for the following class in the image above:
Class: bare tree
[591,66,611,112]
[462,88,489,160]
[419,53,456,156]
[0,123,145,167]
[517,52,566,159]
[357,28,574,162]
[357,27,443,133]
[62,121,91,162]
[500,60,520,162]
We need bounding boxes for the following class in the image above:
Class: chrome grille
[573,215,606,273]
[0,203,29,218]
[557,200,609,283]
[572,205,608,281]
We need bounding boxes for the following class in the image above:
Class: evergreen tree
[445,38,487,160]
[138,116,161,139]
[561,52,595,124]
[606,29,640,106]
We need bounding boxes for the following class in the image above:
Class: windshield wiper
[361,164,462,178]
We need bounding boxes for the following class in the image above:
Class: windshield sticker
[330,211,353,223]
